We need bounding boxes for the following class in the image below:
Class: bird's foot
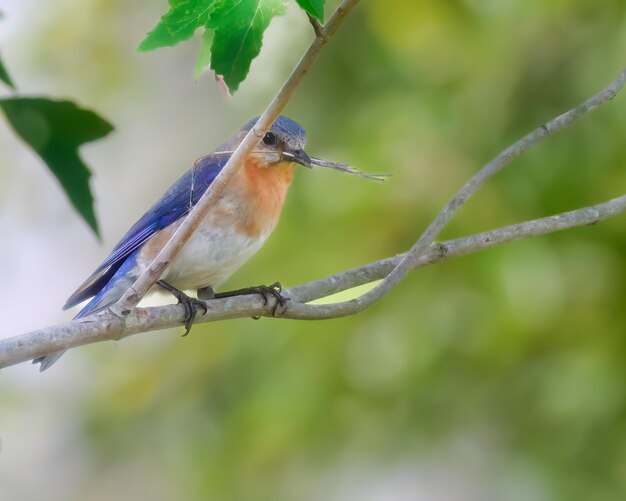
[214,282,288,316]
[157,280,207,336]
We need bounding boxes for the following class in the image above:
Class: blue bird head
[220,115,387,181]
[240,115,311,167]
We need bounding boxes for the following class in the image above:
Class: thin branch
[2,193,626,369]
[283,193,626,318]
[289,66,626,318]
[112,0,361,316]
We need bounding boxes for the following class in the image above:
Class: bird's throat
[236,157,296,236]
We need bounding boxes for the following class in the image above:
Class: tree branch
[112,0,361,315]
[283,193,626,318]
[2,192,626,369]
[290,66,626,318]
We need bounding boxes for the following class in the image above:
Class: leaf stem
[308,14,327,39]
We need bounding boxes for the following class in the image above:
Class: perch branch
[2,192,626,368]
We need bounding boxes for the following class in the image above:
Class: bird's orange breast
[233,155,296,237]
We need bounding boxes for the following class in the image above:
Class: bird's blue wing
[63,154,227,310]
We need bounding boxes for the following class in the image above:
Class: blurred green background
[1,1,626,500]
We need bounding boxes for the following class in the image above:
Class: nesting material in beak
[308,156,389,182]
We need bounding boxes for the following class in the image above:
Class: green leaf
[194,29,213,80]
[139,0,288,93]
[0,98,114,236]
[295,0,324,21]
[210,0,287,92]
[0,53,15,90]
[139,0,217,52]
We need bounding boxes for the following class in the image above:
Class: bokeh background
[2,1,626,500]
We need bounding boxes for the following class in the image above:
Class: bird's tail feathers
[34,256,139,372]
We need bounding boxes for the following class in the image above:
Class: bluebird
[34,116,383,371]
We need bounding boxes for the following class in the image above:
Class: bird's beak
[284,149,313,168]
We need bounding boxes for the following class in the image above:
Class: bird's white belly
[162,218,270,291]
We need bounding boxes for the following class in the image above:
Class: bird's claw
[179,295,208,336]
[254,282,288,316]
[214,281,289,317]
[157,280,207,336]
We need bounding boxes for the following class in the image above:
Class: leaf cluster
[139,0,325,92]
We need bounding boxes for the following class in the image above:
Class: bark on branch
[2,192,626,369]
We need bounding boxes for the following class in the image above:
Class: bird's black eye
[262,131,277,145]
